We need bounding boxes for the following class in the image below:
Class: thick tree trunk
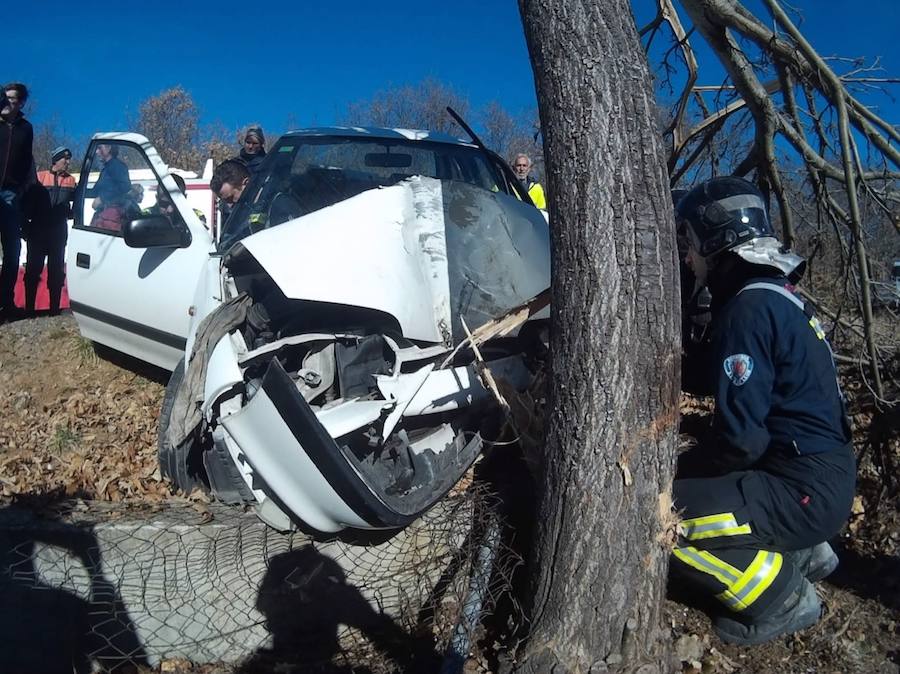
[512,1,681,672]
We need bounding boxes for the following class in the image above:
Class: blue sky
[8,0,900,150]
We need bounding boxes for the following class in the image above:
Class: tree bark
[512,1,681,672]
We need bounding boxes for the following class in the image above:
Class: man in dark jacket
[29,147,75,314]
[236,126,266,175]
[671,177,856,645]
[219,126,265,224]
[89,143,132,231]
[0,82,34,317]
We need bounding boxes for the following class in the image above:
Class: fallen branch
[439,289,550,369]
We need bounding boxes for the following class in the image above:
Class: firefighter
[671,176,856,645]
[29,146,75,315]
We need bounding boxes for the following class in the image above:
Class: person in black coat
[0,83,34,317]
[220,126,266,224]
[27,147,75,314]
[671,176,855,646]
[236,125,267,175]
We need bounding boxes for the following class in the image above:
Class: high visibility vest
[527,180,546,210]
[36,170,76,220]
[36,170,76,209]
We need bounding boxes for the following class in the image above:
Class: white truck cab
[67,134,220,370]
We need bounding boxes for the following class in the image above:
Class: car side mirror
[123,215,191,249]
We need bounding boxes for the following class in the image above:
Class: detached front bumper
[221,359,483,533]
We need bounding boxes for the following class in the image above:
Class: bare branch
[761,0,885,398]
[660,0,700,147]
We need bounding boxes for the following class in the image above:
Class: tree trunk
[512,1,681,672]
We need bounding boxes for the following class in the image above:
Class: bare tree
[31,118,78,172]
[481,101,542,172]
[343,78,470,134]
[645,0,899,403]
[199,121,240,168]
[509,0,682,671]
[134,86,203,172]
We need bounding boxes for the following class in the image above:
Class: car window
[220,136,507,250]
[75,141,186,235]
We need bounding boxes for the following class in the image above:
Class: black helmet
[676,177,773,259]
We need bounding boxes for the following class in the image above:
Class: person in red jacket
[29,147,75,315]
[0,82,34,319]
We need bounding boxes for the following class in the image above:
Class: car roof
[282,126,478,148]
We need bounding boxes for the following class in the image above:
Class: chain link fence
[0,484,516,673]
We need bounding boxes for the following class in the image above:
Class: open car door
[67,133,216,371]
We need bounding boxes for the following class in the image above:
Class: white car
[67,127,549,533]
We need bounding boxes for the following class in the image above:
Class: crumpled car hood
[235,176,550,343]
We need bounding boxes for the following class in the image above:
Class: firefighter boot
[786,542,839,583]
[713,573,821,645]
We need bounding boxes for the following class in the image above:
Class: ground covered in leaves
[1,315,898,673]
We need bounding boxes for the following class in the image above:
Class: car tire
[203,437,256,505]
[158,358,203,493]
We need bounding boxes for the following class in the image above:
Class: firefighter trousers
[671,453,854,619]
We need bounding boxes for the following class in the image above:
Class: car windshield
[219,134,507,250]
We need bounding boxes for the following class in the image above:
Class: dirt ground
[1,314,898,673]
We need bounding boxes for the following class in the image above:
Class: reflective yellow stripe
[681,512,752,541]
[717,590,750,611]
[740,551,782,607]
[673,547,742,587]
[714,551,783,612]
[809,318,825,340]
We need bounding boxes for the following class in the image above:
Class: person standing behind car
[0,82,35,319]
[236,126,266,176]
[28,147,75,315]
[512,153,546,210]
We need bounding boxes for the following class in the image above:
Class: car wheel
[203,433,256,505]
[158,358,204,493]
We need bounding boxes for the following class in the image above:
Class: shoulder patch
[723,353,754,386]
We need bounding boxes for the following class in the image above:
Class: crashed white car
[67,127,549,532]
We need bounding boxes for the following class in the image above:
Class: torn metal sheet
[237,176,550,345]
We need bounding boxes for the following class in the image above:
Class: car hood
[233,176,550,344]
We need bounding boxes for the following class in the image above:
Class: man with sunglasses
[670,176,855,645]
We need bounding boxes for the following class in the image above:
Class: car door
[67,133,216,371]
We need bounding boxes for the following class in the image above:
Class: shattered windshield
[220,135,506,251]
[219,136,506,250]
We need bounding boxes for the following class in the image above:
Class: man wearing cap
[29,147,75,314]
[0,82,34,318]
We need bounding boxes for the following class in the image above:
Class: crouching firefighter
[671,176,856,645]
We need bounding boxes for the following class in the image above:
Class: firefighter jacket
[700,275,852,476]
[0,113,34,193]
